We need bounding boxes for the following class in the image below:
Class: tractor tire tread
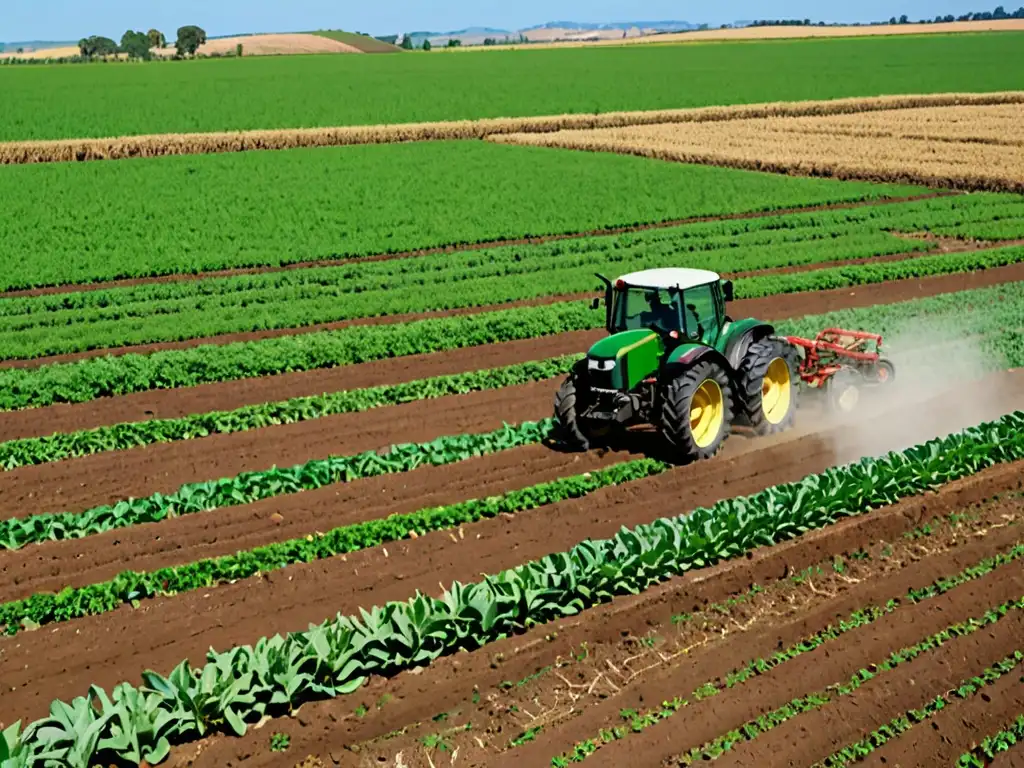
[735,338,800,435]
[659,360,734,463]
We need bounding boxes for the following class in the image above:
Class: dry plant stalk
[3,91,1024,165]
[489,102,1024,193]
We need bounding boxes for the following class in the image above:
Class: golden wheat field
[2,91,1023,165]
[488,102,1024,192]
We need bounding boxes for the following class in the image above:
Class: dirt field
[152,33,362,57]
[491,102,1024,192]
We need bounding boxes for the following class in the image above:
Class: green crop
[7,190,1024,359]
[0,459,670,632]
[956,713,1024,767]
[0,356,580,471]
[0,141,914,293]
[2,33,1021,141]
[2,409,1022,766]
[0,419,554,551]
[4,276,1024,413]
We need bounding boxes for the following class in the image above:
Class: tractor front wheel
[735,338,800,435]
[658,361,734,463]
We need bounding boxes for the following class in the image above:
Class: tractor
[553,268,801,462]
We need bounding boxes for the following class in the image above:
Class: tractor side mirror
[722,280,734,302]
[590,297,601,310]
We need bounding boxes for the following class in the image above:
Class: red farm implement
[784,328,896,413]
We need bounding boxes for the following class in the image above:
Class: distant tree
[1014,6,1024,18]
[121,30,152,60]
[236,42,244,56]
[16,47,24,54]
[400,33,414,49]
[899,14,909,23]
[78,35,118,57]
[175,25,207,56]
[422,39,432,50]
[147,29,166,48]
[446,38,462,47]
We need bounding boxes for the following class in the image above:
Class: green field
[1,33,1022,141]
[0,140,919,291]
[8,193,1024,360]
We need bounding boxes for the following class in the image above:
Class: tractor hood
[587,330,664,391]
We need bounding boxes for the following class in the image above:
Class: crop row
[820,663,1024,766]
[0,356,579,471]
[550,543,1024,765]
[2,232,934,360]
[956,714,1024,767]
[676,617,1023,765]
[2,408,1022,766]
[0,419,552,550]
[3,34,1020,142]
[9,189,1019,319]
[0,141,917,293]
[3,278,1024,412]
[0,459,669,633]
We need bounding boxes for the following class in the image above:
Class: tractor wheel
[735,338,800,435]
[872,357,896,386]
[553,368,595,451]
[827,367,863,414]
[658,360,733,463]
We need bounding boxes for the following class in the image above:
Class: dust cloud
[795,321,1024,466]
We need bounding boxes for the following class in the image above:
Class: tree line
[77,25,209,60]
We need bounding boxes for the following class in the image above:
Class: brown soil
[0,377,1019,729]
[5,257,1021,441]
[0,193,946,300]
[0,379,557,519]
[991,742,1024,768]
[862,669,1024,767]
[167,460,1024,768]
[358,490,1024,768]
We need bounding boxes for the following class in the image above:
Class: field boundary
[2,92,1022,166]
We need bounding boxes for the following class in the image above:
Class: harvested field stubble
[491,102,1024,193]
[3,91,1023,165]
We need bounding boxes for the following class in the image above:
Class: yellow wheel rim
[762,358,792,425]
[690,378,725,448]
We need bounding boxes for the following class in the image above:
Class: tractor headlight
[588,358,615,371]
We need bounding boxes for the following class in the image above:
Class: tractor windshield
[610,284,720,342]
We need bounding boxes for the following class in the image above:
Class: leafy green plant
[5,410,1024,765]
[956,713,1024,767]
[270,732,290,752]
[0,419,555,551]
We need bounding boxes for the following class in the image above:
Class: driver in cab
[642,291,701,337]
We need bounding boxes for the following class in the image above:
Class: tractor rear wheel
[735,338,800,435]
[658,360,733,462]
[827,367,863,414]
[553,366,596,451]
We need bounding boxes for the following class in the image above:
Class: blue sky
[3,0,1000,42]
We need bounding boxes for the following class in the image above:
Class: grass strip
[2,260,1024,412]
[818,671,1024,766]
[676,601,1024,764]
[548,543,1024,764]
[0,459,670,634]
[3,410,1023,765]
[0,419,553,551]
[957,714,1024,767]
[0,355,580,471]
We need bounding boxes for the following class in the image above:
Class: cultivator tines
[784,328,895,412]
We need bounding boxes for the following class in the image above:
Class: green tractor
[553,268,800,462]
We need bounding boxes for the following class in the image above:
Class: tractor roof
[615,268,720,291]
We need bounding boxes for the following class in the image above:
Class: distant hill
[309,30,403,52]
[405,20,697,47]
[0,39,76,52]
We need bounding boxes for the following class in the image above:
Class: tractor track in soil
[168,456,1024,768]
[0,193,949,301]
[0,378,1020,729]
[4,260,1023,442]
[3,236,1008,372]
[3,240,1021,373]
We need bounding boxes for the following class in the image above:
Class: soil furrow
[0,381,1019,729]
[713,604,1024,768]
[860,667,1024,768]
[0,193,948,301]
[3,238,995,371]
[582,572,1024,768]
[170,466,1024,768]
[0,379,557,520]
[4,259,1022,442]
[991,740,1024,768]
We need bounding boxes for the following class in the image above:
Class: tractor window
[611,287,682,333]
[683,284,720,342]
